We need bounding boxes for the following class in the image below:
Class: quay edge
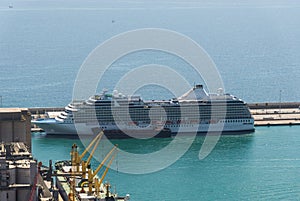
[30,102,300,132]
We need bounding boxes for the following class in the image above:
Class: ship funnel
[113,90,118,97]
[217,88,224,95]
[178,84,208,100]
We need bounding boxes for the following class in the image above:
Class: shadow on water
[199,134,255,160]
[31,131,255,156]
[31,131,262,200]
[31,131,256,169]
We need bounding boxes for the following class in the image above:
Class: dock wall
[28,102,300,129]
[28,102,300,113]
[248,102,300,110]
[248,102,300,126]
[29,107,64,115]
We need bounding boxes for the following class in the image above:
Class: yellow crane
[87,145,118,195]
[65,130,122,200]
[79,131,104,161]
[70,131,104,173]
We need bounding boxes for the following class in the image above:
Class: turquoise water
[32,126,300,200]
[2,1,300,200]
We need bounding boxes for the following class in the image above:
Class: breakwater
[29,107,64,115]
[29,102,300,129]
[247,102,300,109]
[248,102,300,126]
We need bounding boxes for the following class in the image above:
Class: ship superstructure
[32,85,254,137]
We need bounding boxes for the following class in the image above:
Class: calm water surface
[32,126,300,200]
[1,1,300,200]
[0,1,300,106]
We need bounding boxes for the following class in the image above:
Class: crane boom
[99,151,117,185]
[92,145,118,178]
[86,132,103,165]
[79,131,104,161]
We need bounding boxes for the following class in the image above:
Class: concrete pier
[29,102,300,130]
[248,102,300,110]
[250,106,300,126]
[28,107,64,115]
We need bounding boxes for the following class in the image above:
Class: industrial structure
[0,108,128,201]
[0,142,52,201]
[0,108,52,201]
[0,108,31,150]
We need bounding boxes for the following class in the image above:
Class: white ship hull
[32,119,254,137]
[32,85,255,137]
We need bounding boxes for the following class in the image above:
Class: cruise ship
[32,85,254,138]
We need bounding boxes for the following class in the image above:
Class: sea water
[32,126,300,200]
[2,1,300,200]
[0,1,300,106]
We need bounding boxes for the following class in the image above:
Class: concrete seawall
[248,102,300,126]
[29,107,64,115]
[29,102,300,129]
[248,102,300,110]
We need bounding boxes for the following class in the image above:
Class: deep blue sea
[1,0,300,200]
[1,0,300,107]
